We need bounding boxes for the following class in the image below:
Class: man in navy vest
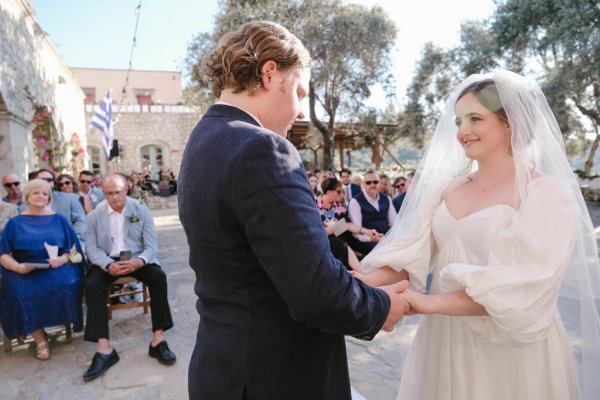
[347,171,397,255]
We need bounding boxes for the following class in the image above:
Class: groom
[178,21,409,400]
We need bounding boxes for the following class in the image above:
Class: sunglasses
[365,180,379,185]
[79,179,92,184]
[3,181,20,188]
[58,181,72,187]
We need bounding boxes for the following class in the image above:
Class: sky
[31,0,495,109]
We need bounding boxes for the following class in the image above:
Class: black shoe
[83,349,119,381]
[148,340,176,365]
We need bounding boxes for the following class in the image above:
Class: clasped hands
[363,228,384,242]
[352,271,427,332]
[379,280,414,332]
[107,258,145,276]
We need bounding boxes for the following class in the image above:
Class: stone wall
[0,0,86,179]
[85,111,201,178]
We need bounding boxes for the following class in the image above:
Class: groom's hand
[380,280,410,332]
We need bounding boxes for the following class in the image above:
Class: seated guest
[2,173,23,207]
[391,176,406,197]
[339,168,361,203]
[78,170,106,209]
[29,169,86,247]
[83,174,175,381]
[159,167,177,195]
[378,173,391,196]
[351,174,363,187]
[347,170,398,255]
[0,201,18,239]
[126,174,148,205]
[316,178,378,270]
[307,172,321,199]
[57,173,93,214]
[392,171,414,212]
[0,179,84,361]
[92,172,103,188]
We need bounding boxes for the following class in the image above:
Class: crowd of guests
[306,166,415,269]
[0,169,176,380]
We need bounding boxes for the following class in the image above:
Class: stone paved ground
[1,201,599,399]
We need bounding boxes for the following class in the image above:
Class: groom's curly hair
[201,21,312,97]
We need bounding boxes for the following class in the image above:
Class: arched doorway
[140,144,163,181]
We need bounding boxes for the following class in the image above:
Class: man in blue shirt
[2,173,23,207]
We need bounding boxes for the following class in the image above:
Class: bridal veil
[362,70,600,399]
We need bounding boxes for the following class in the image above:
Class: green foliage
[401,42,456,148]
[491,0,600,173]
[404,0,600,171]
[183,0,398,170]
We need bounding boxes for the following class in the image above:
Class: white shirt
[348,190,397,242]
[342,184,352,201]
[108,204,126,258]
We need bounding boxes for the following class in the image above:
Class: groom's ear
[260,60,277,90]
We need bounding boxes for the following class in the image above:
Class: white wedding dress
[394,177,580,400]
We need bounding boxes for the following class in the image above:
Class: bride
[356,70,600,399]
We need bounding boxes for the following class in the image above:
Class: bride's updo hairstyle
[201,21,312,97]
[457,79,508,125]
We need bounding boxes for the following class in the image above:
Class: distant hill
[301,140,600,176]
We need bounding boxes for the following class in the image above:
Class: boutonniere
[128,213,140,223]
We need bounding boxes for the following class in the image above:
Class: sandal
[35,341,50,361]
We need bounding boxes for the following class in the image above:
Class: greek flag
[91,90,113,159]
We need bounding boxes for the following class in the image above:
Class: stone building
[71,68,200,180]
[83,109,201,181]
[0,0,87,180]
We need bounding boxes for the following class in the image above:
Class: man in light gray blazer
[82,174,175,381]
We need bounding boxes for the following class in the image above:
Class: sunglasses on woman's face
[58,181,72,188]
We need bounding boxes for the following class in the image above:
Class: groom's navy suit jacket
[179,105,390,400]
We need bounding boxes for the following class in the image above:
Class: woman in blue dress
[0,179,84,361]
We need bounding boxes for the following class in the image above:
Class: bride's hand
[400,288,433,315]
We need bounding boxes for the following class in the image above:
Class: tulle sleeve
[440,177,578,345]
[360,193,442,292]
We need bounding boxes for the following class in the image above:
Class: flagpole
[91,90,115,175]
